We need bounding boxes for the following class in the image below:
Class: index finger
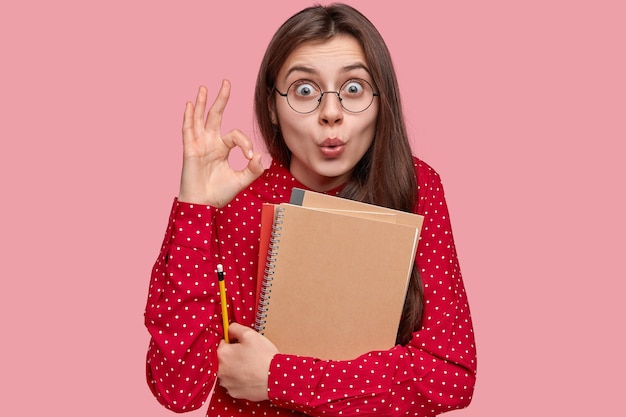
[204,79,232,134]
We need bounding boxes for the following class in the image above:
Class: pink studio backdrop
[1,1,624,416]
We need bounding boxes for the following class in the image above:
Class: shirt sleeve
[143,199,223,413]
[267,168,477,417]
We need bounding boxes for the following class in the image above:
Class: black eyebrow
[283,66,317,80]
[341,63,370,73]
[283,63,371,80]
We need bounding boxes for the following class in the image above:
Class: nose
[318,91,343,124]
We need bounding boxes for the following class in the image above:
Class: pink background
[1,0,624,415]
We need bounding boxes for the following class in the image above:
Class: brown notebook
[254,189,423,360]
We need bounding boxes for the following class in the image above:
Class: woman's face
[271,34,378,192]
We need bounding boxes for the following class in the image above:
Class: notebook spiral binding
[254,207,285,333]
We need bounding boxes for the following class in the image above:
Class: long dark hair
[254,3,423,345]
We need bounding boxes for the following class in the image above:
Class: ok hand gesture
[178,80,265,207]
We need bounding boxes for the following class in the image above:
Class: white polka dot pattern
[144,158,477,416]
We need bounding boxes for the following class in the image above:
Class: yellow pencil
[217,264,230,343]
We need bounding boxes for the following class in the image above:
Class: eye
[292,81,319,98]
[342,80,365,96]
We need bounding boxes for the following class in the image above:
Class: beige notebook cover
[255,195,422,360]
[290,187,424,230]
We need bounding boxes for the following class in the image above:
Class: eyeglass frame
[274,78,380,114]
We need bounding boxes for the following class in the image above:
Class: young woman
[145,4,476,416]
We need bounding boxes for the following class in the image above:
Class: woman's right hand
[178,80,265,207]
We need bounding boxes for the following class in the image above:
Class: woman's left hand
[217,323,279,401]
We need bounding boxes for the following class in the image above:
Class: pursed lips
[318,137,346,158]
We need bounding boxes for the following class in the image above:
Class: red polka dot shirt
[144,158,477,416]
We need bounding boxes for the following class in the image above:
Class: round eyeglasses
[275,78,379,114]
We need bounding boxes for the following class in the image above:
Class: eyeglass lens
[286,79,376,113]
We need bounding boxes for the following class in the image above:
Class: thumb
[239,152,265,184]
[227,322,253,342]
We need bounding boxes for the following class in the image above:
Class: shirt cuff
[169,198,217,248]
[268,354,317,411]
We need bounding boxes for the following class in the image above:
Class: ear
[268,98,278,125]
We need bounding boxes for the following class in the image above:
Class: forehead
[278,34,369,81]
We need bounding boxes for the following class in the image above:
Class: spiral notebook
[254,189,423,360]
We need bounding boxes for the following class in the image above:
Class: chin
[314,162,356,182]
